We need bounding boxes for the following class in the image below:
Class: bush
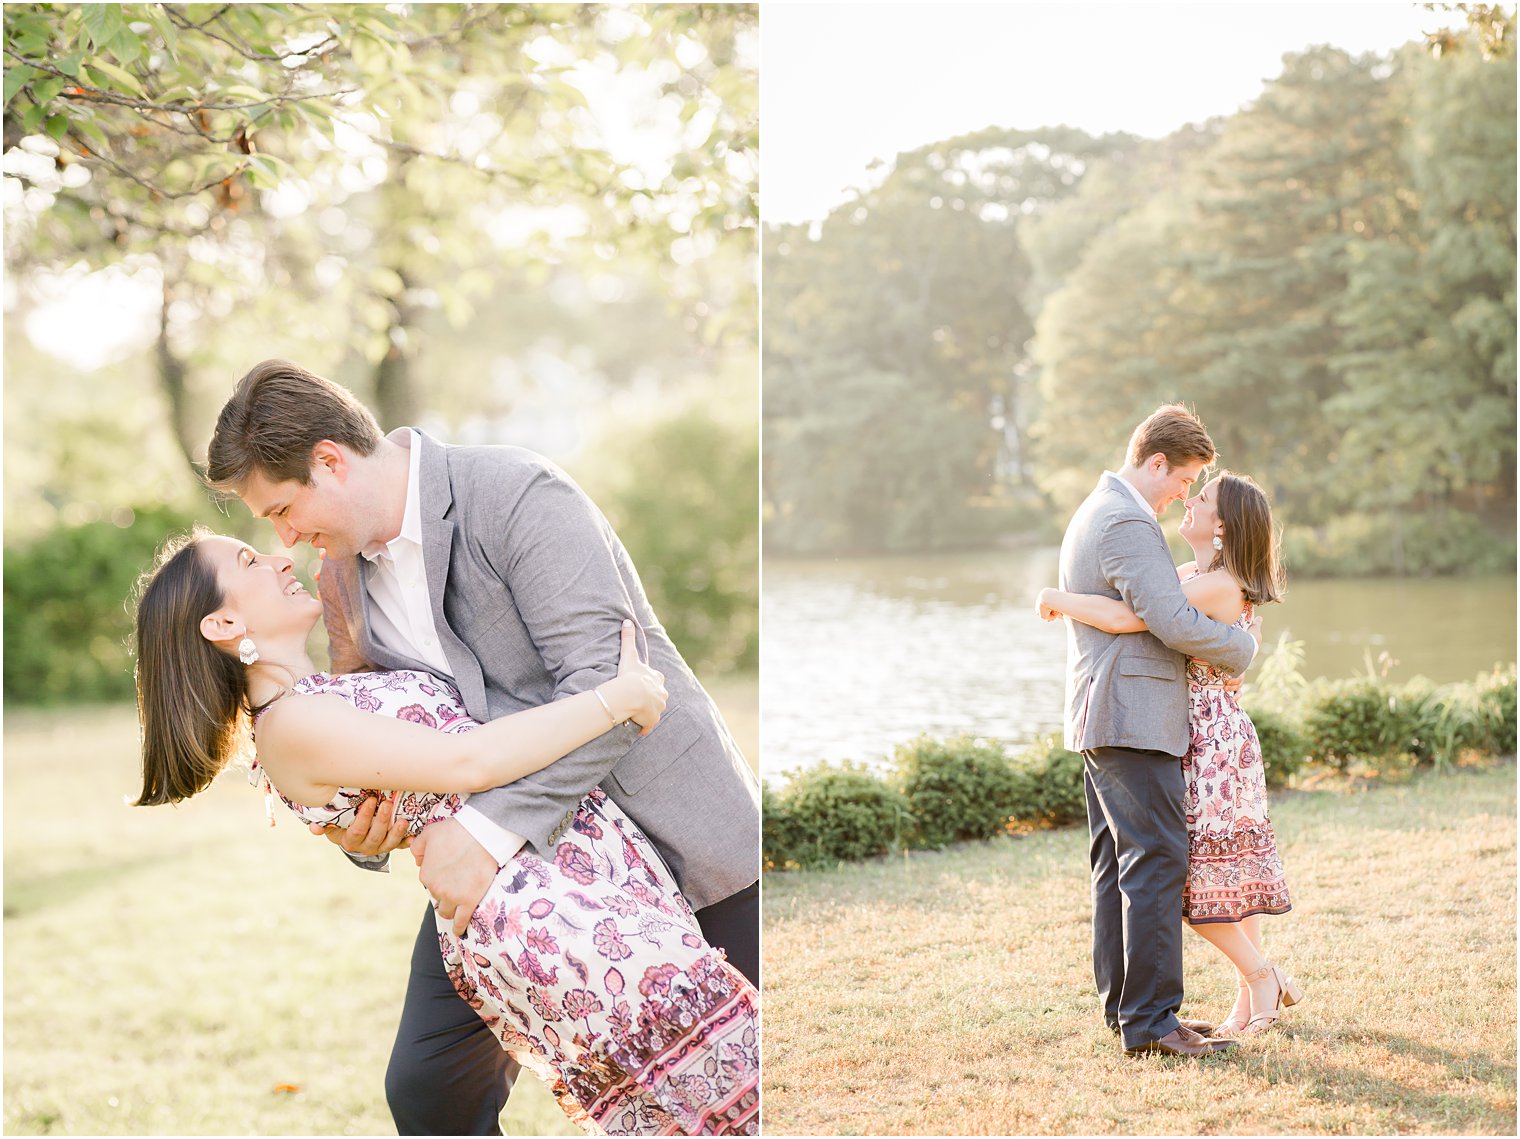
[1281,512,1516,577]
[777,761,910,867]
[1475,665,1518,755]
[592,409,759,675]
[1244,705,1310,788]
[1399,677,1488,770]
[1302,677,1420,772]
[761,779,806,871]
[1007,735,1087,829]
[892,735,1019,848]
[3,504,208,705]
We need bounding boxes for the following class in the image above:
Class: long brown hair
[131,529,253,805]
[1209,471,1286,606]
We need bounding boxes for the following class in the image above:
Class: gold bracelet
[594,687,618,724]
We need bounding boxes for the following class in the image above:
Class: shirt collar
[1105,470,1157,518]
[361,428,423,563]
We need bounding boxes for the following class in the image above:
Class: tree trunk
[372,268,420,431]
[156,284,200,478]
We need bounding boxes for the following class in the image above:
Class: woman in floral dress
[1038,471,1303,1038]
[132,530,759,1134]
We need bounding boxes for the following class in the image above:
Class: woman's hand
[599,620,668,736]
[1036,587,1064,622]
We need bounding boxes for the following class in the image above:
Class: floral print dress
[1179,589,1293,924]
[252,670,760,1136]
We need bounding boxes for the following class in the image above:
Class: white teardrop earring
[238,636,260,665]
[1212,535,1224,552]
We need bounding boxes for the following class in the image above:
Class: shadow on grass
[3,851,182,920]
[1224,1026,1510,1121]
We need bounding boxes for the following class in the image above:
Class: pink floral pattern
[1181,592,1293,924]
[255,669,760,1135]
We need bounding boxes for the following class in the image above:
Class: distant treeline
[763,33,1516,575]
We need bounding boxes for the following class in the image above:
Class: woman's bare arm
[1038,571,1246,633]
[257,623,664,807]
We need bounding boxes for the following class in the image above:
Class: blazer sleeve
[458,462,643,854]
[1099,516,1257,675]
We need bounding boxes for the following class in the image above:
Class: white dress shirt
[1107,469,1159,520]
[361,429,527,866]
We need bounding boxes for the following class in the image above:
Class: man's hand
[412,817,499,937]
[309,793,412,855]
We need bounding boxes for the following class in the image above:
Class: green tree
[763,127,1126,552]
[5,3,757,468]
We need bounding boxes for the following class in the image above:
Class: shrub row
[763,664,1517,871]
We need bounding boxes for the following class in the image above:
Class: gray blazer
[1058,473,1257,757]
[320,430,760,911]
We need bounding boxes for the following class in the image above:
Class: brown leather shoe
[1110,1017,1217,1036]
[1125,1025,1238,1057]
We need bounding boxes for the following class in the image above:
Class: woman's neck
[244,647,320,707]
[1185,538,1216,572]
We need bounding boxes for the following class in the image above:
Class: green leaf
[106,29,144,66]
[3,65,40,107]
[296,103,337,143]
[147,7,179,52]
[53,52,85,78]
[83,59,145,98]
[71,115,109,149]
[20,101,44,133]
[350,30,390,76]
[81,3,127,52]
[45,114,68,141]
[7,31,50,55]
[215,84,270,103]
[246,154,289,186]
[31,76,64,105]
[369,267,405,296]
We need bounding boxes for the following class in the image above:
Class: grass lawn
[762,760,1516,1136]
[3,672,756,1136]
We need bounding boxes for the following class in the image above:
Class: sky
[761,1,1449,224]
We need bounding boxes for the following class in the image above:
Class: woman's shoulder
[1190,567,1245,595]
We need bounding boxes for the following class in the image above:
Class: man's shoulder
[428,438,579,499]
[432,438,554,474]
[1069,477,1150,535]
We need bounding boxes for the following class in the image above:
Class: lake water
[760,548,1516,780]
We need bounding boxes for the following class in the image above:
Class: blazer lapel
[416,430,489,716]
[1102,472,1163,537]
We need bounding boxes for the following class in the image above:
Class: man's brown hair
[205,359,382,492]
[1126,403,1216,470]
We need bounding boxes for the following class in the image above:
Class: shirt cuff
[454,804,528,867]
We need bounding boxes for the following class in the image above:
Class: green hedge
[764,665,1518,871]
[893,735,1023,848]
[768,761,910,869]
[1006,735,1087,829]
[1244,706,1311,789]
[3,504,208,704]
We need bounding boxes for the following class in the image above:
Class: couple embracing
[133,361,759,1134]
[1039,404,1303,1057]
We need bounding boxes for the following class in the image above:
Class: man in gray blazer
[1054,404,1256,1058]
[207,360,759,1134]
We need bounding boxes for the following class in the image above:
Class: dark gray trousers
[1083,746,1188,1050]
[386,881,760,1134]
